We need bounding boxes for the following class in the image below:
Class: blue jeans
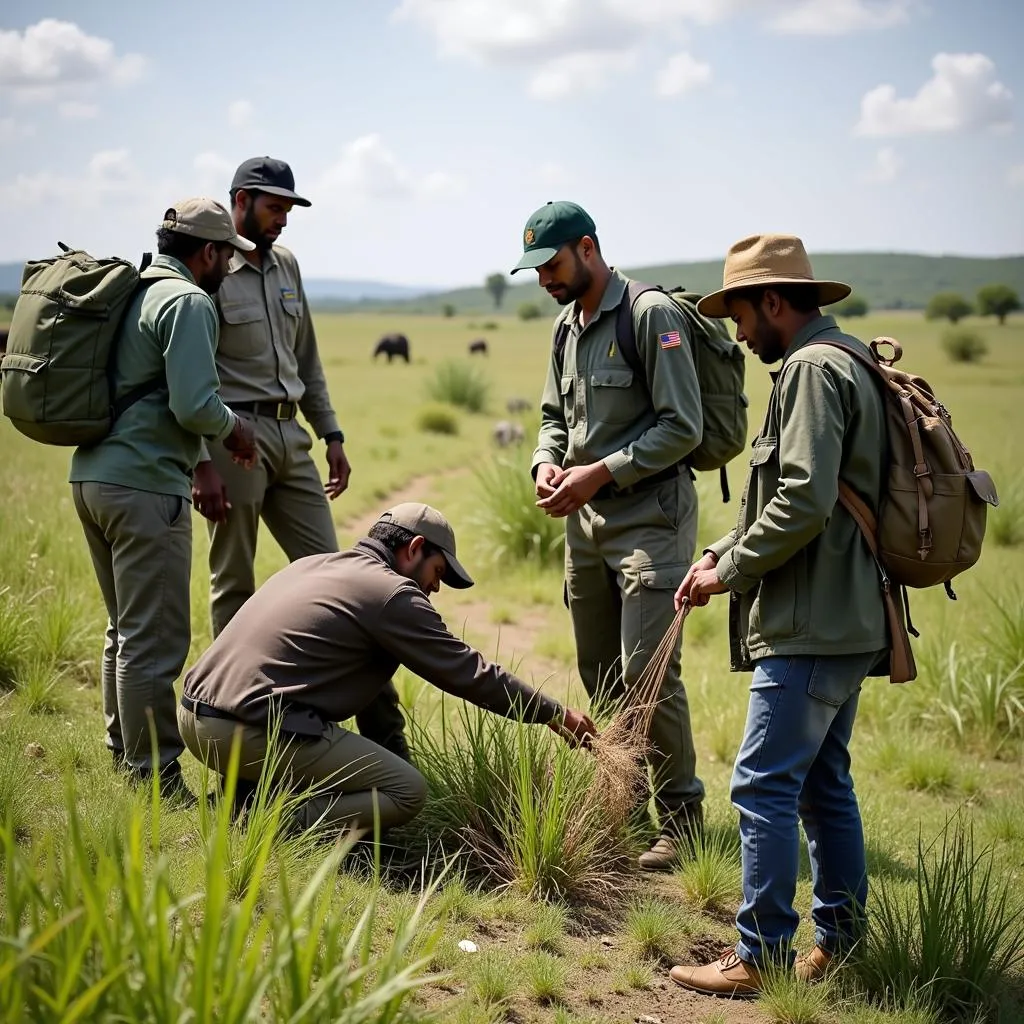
[730,651,884,966]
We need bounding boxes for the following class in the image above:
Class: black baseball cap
[230,156,311,207]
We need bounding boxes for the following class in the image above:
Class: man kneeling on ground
[179,503,597,834]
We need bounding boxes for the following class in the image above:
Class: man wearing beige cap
[178,503,597,835]
[191,156,351,638]
[668,235,888,997]
[70,198,258,802]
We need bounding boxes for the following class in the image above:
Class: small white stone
[457,939,478,953]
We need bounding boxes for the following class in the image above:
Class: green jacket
[531,269,703,487]
[707,315,889,669]
[70,256,235,499]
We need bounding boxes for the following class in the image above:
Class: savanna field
[1,307,1023,1024]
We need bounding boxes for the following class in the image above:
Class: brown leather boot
[669,949,763,998]
[795,945,833,983]
[638,803,704,872]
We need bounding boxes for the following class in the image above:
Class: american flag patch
[659,331,682,349]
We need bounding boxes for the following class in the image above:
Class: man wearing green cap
[71,198,258,801]
[513,201,705,870]
[191,156,351,637]
[179,502,597,834]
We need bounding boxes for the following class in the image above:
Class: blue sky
[1,0,1021,288]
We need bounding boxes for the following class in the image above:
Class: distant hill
[2,253,1022,312]
[323,253,1024,315]
[0,262,430,304]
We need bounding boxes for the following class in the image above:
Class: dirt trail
[337,470,467,541]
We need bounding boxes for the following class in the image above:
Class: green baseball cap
[510,201,596,274]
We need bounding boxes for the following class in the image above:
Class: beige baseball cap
[375,502,474,589]
[161,197,255,252]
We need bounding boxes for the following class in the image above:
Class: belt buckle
[275,402,292,420]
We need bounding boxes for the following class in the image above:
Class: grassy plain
[1,308,1023,1023]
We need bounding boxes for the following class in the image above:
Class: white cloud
[0,19,145,100]
[228,99,253,129]
[533,160,572,189]
[1008,163,1024,188]
[656,52,712,97]
[316,134,464,203]
[771,0,915,35]
[396,0,921,98]
[0,117,34,141]
[864,146,903,183]
[58,100,98,119]
[856,52,1013,136]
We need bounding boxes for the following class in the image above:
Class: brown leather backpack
[821,337,999,684]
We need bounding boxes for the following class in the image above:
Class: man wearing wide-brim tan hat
[667,234,890,997]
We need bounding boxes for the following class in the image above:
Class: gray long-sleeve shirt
[183,540,562,745]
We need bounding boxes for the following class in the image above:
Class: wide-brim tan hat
[697,233,851,319]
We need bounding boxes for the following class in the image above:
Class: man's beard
[753,309,787,364]
[550,252,592,306]
[198,265,226,295]
[242,205,275,251]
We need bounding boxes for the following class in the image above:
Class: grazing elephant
[506,397,530,415]
[468,338,488,355]
[492,420,525,448]
[373,333,410,363]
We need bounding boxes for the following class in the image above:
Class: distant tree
[834,295,869,318]
[976,284,1021,325]
[485,272,509,310]
[518,302,542,321]
[442,302,456,318]
[926,292,973,324]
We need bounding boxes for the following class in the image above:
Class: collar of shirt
[148,253,196,284]
[227,246,279,276]
[355,537,400,572]
[783,314,841,364]
[572,267,628,329]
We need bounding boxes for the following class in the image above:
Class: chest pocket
[218,300,267,357]
[560,374,575,427]
[587,367,648,426]
[279,287,302,321]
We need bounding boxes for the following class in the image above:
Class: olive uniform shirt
[206,244,340,442]
[183,540,562,755]
[531,270,703,485]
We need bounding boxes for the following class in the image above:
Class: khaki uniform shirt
[213,244,340,438]
[707,316,889,669]
[531,270,703,488]
[183,540,561,751]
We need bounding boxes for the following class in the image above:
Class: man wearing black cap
[191,156,351,636]
[178,502,597,835]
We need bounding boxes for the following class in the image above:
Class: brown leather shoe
[795,945,833,983]
[669,949,763,998]
[638,834,682,871]
[639,803,704,871]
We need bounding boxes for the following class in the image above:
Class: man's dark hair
[368,521,443,559]
[155,228,228,262]
[730,283,821,315]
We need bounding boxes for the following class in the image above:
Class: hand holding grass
[549,706,599,749]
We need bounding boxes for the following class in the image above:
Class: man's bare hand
[192,460,230,523]
[675,552,726,609]
[223,416,257,469]
[325,440,351,499]
[548,706,599,749]
[535,462,560,500]
[536,463,612,518]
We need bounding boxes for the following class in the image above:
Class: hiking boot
[638,803,704,871]
[129,762,200,808]
[795,945,833,983]
[669,948,763,999]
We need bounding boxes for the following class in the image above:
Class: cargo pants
[565,473,704,825]
[205,414,338,635]
[177,705,428,833]
[72,481,189,773]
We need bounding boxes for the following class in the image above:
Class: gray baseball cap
[161,197,255,252]
[375,502,474,589]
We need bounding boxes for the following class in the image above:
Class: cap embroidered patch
[659,331,682,349]
[524,228,535,244]
[281,288,297,302]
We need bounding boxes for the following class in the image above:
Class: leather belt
[181,694,239,722]
[592,462,682,502]
[227,400,297,421]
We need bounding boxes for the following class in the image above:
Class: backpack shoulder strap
[552,309,573,375]
[615,280,663,383]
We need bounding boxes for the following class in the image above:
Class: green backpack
[0,244,172,446]
[554,280,749,500]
